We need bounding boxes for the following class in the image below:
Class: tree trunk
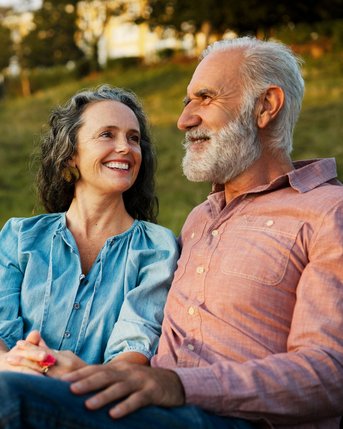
[20,70,31,97]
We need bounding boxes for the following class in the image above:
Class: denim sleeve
[104,228,179,362]
[0,219,24,349]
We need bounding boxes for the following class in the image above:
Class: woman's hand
[0,345,44,375]
[62,361,185,419]
[4,331,87,378]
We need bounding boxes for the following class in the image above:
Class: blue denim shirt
[0,213,179,364]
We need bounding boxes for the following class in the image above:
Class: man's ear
[257,86,284,129]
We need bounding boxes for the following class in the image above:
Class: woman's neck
[66,193,134,239]
[65,194,135,275]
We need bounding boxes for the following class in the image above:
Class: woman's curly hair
[36,84,158,222]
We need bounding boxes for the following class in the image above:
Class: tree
[0,23,13,71]
[76,0,131,71]
[21,0,83,68]
[144,0,343,45]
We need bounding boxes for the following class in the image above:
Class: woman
[0,84,178,377]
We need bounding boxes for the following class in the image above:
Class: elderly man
[0,37,342,429]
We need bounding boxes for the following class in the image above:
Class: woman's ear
[257,86,284,129]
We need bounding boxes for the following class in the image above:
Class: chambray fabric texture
[0,213,179,363]
[0,372,256,429]
[152,159,343,429]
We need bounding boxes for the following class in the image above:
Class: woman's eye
[100,131,112,138]
[129,135,140,144]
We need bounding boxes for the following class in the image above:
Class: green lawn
[0,54,342,234]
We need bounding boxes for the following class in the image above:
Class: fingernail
[109,406,122,418]
[70,382,82,392]
[85,397,100,409]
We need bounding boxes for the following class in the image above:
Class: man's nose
[177,106,201,131]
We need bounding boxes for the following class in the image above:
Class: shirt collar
[208,158,339,208]
[287,158,338,192]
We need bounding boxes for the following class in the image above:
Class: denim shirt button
[63,331,71,338]
[73,303,80,310]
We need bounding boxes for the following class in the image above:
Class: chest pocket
[220,216,304,286]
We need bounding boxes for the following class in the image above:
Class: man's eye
[201,94,211,102]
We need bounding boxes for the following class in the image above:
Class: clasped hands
[0,331,185,419]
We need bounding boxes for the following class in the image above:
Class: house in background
[2,0,224,72]
[77,0,196,66]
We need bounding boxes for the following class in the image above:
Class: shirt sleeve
[104,227,179,362]
[0,219,25,349]
[174,201,343,424]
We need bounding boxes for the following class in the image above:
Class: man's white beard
[182,104,261,184]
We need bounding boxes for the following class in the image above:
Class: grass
[0,54,342,234]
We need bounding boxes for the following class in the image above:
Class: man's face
[178,49,261,184]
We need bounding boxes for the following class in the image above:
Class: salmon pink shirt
[152,158,343,429]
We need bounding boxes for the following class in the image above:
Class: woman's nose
[114,136,130,153]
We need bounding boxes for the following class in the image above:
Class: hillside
[0,56,342,234]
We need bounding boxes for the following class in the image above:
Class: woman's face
[71,100,142,197]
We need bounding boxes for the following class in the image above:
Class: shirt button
[73,303,80,310]
[63,331,71,338]
[188,306,195,315]
[265,219,274,227]
[211,229,219,236]
[79,274,85,282]
[187,344,195,351]
[196,266,205,274]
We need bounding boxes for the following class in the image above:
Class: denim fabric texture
[0,372,256,429]
[0,213,179,363]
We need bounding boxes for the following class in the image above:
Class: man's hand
[62,361,186,419]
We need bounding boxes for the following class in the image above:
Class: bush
[3,65,76,97]
[105,56,143,70]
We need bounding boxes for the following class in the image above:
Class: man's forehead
[186,49,243,95]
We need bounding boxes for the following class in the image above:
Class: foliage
[0,24,13,72]
[21,0,83,68]
[274,19,343,52]
[76,0,134,71]
[0,56,342,234]
[144,0,343,38]
[3,65,77,97]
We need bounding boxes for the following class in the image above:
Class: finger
[6,355,46,373]
[38,337,48,347]
[108,391,150,419]
[14,342,48,362]
[70,369,117,395]
[62,364,104,382]
[25,330,42,345]
[85,381,133,410]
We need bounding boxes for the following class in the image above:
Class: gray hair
[201,37,305,154]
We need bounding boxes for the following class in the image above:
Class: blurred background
[0,0,342,234]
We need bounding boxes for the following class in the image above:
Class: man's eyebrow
[183,95,191,106]
[182,88,217,105]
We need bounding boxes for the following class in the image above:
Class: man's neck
[224,151,294,204]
